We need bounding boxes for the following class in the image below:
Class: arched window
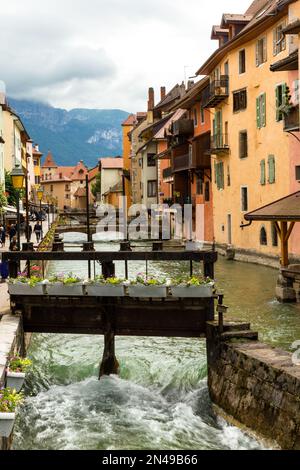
[260,226,268,246]
[271,222,278,247]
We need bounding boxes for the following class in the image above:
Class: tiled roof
[245,191,300,221]
[42,152,57,168]
[71,161,88,181]
[154,84,186,111]
[74,187,86,198]
[221,14,253,27]
[99,157,124,169]
[122,114,136,126]
[154,109,187,140]
[104,181,123,196]
[88,166,99,181]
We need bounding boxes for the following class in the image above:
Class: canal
[13,235,300,450]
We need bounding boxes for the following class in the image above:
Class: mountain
[8,98,130,167]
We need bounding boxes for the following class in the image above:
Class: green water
[13,235,300,450]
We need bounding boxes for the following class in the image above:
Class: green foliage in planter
[91,275,124,285]
[9,275,42,287]
[129,274,167,286]
[8,356,32,373]
[48,273,82,285]
[171,275,214,287]
[0,388,23,413]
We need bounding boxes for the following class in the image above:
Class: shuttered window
[239,49,246,74]
[273,21,286,56]
[233,89,247,112]
[296,166,300,181]
[268,155,276,184]
[241,187,248,212]
[256,93,266,128]
[205,182,210,202]
[275,83,287,121]
[256,37,267,66]
[215,162,224,190]
[239,131,248,158]
[260,160,266,185]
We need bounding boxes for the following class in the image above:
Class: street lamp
[37,186,44,234]
[11,165,25,251]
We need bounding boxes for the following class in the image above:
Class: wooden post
[99,322,119,378]
[204,261,214,279]
[102,261,115,279]
[280,221,289,267]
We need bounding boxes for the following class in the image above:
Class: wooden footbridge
[3,248,218,377]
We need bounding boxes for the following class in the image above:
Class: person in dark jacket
[9,236,18,251]
[9,224,17,241]
[34,222,42,243]
[0,225,6,248]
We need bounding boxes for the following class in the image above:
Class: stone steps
[223,322,251,332]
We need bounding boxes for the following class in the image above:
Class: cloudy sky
[0,0,251,112]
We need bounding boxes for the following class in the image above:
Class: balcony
[172,119,194,137]
[192,132,211,169]
[162,166,173,181]
[210,134,230,155]
[172,153,191,173]
[283,105,299,132]
[202,76,229,108]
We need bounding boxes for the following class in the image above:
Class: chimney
[187,80,194,90]
[0,80,6,105]
[160,87,166,101]
[148,87,155,111]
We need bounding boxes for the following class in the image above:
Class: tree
[0,183,8,215]
[91,173,101,199]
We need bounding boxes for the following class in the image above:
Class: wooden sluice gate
[3,249,218,377]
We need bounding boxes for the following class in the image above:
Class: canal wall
[0,314,25,451]
[206,322,300,450]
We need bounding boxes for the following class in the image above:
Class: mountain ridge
[8,98,130,167]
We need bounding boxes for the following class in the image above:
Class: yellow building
[197,0,299,263]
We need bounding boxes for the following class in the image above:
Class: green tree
[91,173,101,199]
[0,183,8,215]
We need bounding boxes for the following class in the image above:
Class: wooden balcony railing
[172,119,194,137]
[202,76,229,108]
[283,105,299,132]
[210,134,230,155]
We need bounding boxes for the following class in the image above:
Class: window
[273,22,286,56]
[296,166,300,181]
[227,165,231,187]
[205,182,210,202]
[65,184,70,191]
[233,89,247,112]
[196,176,203,195]
[293,79,299,104]
[268,155,276,184]
[200,106,205,124]
[239,49,246,74]
[275,83,287,121]
[193,108,198,127]
[35,176,40,185]
[147,154,156,167]
[215,162,224,190]
[256,37,267,66]
[256,93,266,128]
[33,159,38,166]
[271,223,278,247]
[260,226,268,246]
[139,158,143,168]
[147,180,157,198]
[224,61,229,77]
[260,160,266,185]
[241,187,248,212]
[239,131,248,158]
[65,194,70,200]
[50,185,54,192]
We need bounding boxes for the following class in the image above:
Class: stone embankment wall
[0,315,24,450]
[206,322,300,450]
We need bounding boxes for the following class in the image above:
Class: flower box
[127,285,167,298]
[0,413,15,438]
[170,283,214,298]
[8,282,45,296]
[85,284,125,297]
[6,372,26,393]
[45,282,84,296]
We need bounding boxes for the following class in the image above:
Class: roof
[71,161,88,180]
[32,147,43,157]
[245,191,300,221]
[122,114,136,126]
[88,166,99,181]
[197,0,294,75]
[104,181,123,196]
[74,187,86,198]
[139,113,174,140]
[154,83,186,111]
[99,157,124,169]
[221,13,252,28]
[154,109,187,140]
[283,18,300,34]
[42,152,57,168]
[170,76,210,110]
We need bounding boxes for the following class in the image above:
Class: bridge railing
[2,250,217,280]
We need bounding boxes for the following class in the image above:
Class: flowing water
[13,234,300,450]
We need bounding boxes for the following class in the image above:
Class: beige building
[98,157,124,203]
[41,152,88,210]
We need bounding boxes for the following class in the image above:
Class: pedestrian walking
[9,224,17,242]
[0,225,6,248]
[34,222,42,243]
[9,236,18,251]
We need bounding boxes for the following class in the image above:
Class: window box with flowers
[8,269,46,296]
[170,275,215,298]
[6,356,32,393]
[126,274,168,298]
[0,388,23,437]
[84,276,125,297]
[45,273,84,296]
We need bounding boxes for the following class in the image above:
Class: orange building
[122,114,136,208]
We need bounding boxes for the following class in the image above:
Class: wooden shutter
[263,37,267,63]
[256,41,259,66]
[275,86,280,121]
[256,97,260,128]
[273,28,277,56]
[219,162,224,189]
[260,160,266,185]
[268,155,275,184]
[262,93,266,127]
